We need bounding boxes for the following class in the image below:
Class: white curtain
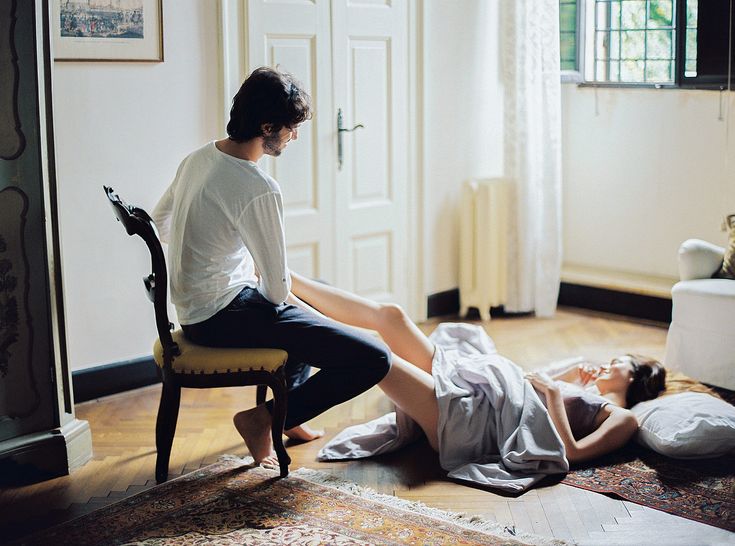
[500,0,563,317]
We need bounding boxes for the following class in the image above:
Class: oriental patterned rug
[561,444,734,532]
[562,385,735,532]
[15,456,565,546]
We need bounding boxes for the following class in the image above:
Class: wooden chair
[103,186,291,483]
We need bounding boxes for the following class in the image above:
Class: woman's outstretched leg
[378,353,439,451]
[290,272,435,373]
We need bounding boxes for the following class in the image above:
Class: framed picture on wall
[52,0,163,62]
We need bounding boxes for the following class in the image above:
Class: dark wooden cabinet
[0,0,91,483]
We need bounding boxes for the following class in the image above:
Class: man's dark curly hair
[226,66,312,142]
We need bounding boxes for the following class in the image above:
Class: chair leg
[155,381,181,484]
[268,370,291,478]
[256,384,267,406]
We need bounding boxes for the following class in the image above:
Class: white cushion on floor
[632,392,735,459]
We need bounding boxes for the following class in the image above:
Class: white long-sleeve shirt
[152,142,291,325]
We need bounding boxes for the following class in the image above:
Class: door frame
[217,0,427,321]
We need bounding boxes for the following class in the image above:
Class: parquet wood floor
[2,308,732,544]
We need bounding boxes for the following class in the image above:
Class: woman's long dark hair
[625,354,666,408]
[226,67,312,142]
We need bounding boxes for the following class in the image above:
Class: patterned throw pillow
[712,214,735,280]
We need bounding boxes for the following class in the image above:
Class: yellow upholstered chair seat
[153,330,288,374]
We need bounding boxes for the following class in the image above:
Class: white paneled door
[245,0,410,309]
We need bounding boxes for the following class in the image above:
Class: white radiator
[459,179,511,321]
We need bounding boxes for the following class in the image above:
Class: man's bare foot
[284,424,325,442]
[233,405,277,464]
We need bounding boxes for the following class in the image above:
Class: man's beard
[263,133,284,156]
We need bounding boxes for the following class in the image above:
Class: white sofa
[664,239,735,390]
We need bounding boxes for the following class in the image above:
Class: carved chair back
[104,186,179,368]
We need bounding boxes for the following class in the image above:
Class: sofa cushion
[670,279,735,332]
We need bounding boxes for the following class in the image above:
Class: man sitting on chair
[152,67,392,465]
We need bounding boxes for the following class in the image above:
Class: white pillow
[631,392,735,459]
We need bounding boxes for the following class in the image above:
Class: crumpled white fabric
[318,323,569,492]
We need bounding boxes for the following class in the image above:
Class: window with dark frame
[680,0,735,86]
[560,0,734,87]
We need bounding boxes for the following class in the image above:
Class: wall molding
[72,357,160,403]
[427,284,672,323]
[0,418,91,485]
[426,288,460,318]
[558,282,672,323]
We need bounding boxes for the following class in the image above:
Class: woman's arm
[548,361,604,385]
[567,406,638,463]
[526,373,638,463]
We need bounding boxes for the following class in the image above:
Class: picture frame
[52,0,163,62]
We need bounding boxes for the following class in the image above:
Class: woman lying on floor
[241,272,667,484]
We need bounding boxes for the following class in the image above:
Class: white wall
[561,86,735,279]
[421,0,504,295]
[53,0,222,371]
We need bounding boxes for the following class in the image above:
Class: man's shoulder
[221,158,281,196]
[205,154,281,204]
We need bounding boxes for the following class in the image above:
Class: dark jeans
[182,286,391,429]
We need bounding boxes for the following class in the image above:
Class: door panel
[247,0,334,282]
[351,232,393,298]
[333,0,408,307]
[350,39,390,203]
[286,242,319,280]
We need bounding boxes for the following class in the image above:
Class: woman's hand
[525,371,559,396]
[577,364,599,386]
[577,361,610,386]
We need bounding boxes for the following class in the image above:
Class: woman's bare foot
[284,424,325,442]
[233,405,277,464]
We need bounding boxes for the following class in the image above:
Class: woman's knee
[377,302,408,326]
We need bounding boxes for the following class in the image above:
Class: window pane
[596,60,608,80]
[609,60,621,81]
[559,0,578,71]
[685,27,697,63]
[610,1,622,29]
[684,59,697,77]
[621,59,645,80]
[560,3,577,31]
[596,1,616,31]
[561,33,577,59]
[621,0,646,29]
[647,29,672,59]
[648,0,673,28]
[596,30,610,60]
[610,30,621,59]
[686,0,698,27]
[621,30,645,59]
[645,60,672,80]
